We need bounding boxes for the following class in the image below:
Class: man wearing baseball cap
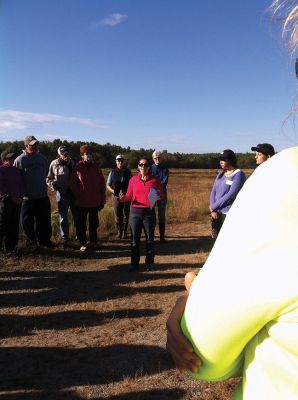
[0,150,24,254]
[251,143,275,165]
[47,146,77,242]
[14,136,54,250]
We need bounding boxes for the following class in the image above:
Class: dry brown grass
[0,169,245,400]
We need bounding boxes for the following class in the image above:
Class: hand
[211,211,218,220]
[118,190,125,202]
[166,271,202,373]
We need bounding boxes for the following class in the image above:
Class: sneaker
[160,238,167,244]
[80,245,87,252]
[88,242,97,250]
[128,264,139,272]
[146,264,153,271]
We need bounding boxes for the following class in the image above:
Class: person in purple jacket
[209,149,246,239]
[0,150,24,253]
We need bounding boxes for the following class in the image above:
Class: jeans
[155,199,167,225]
[0,198,21,252]
[76,207,100,245]
[21,197,52,245]
[211,212,227,239]
[129,207,155,266]
[112,195,130,233]
[56,191,77,239]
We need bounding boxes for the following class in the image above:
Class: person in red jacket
[69,145,106,252]
[119,157,163,272]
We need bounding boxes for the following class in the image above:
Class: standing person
[166,2,298,399]
[47,146,77,242]
[14,136,54,250]
[151,149,169,243]
[106,154,132,239]
[251,143,275,165]
[119,157,163,272]
[0,150,24,254]
[209,149,246,239]
[69,144,106,252]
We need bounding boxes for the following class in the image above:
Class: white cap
[116,154,125,160]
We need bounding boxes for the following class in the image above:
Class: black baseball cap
[251,143,275,157]
[219,149,236,163]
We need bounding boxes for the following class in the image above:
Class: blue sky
[1,0,297,153]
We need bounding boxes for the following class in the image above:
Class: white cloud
[0,110,106,133]
[97,13,128,27]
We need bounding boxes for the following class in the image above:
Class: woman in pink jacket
[120,157,163,272]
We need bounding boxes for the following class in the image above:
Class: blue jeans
[155,199,167,225]
[56,191,77,239]
[129,207,155,266]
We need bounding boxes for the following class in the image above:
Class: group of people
[0,138,170,270]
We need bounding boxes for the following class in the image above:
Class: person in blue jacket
[151,150,169,243]
[209,149,246,239]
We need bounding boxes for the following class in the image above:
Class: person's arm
[159,166,169,186]
[69,165,81,198]
[209,176,218,211]
[0,168,7,197]
[106,171,115,195]
[166,272,202,373]
[46,162,56,191]
[119,176,133,202]
[211,171,245,212]
[98,168,106,205]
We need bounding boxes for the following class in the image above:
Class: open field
[0,169,249,400]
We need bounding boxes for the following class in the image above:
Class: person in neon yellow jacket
[182,148,298,399]
[166,3,298,399]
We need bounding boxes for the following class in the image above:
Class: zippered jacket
[124,174,163,208]
[69,161,106,208]
[47,158,76,194]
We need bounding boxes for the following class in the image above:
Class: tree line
[0,139,256,169]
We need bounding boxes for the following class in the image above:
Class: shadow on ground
[0,345,179,399]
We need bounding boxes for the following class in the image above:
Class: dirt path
[0,221,238,399]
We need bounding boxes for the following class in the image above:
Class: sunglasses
[138,163,149,167]
[116,159,124,162]
[154,157,161,159]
